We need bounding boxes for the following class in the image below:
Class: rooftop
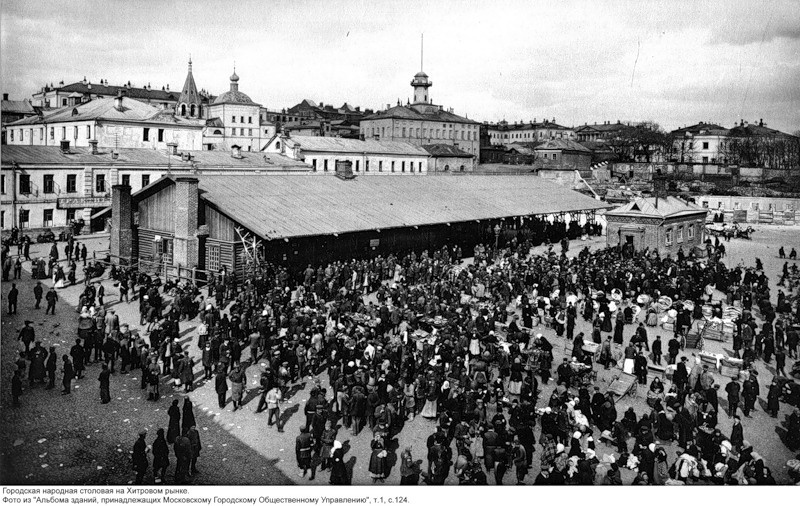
[363,104,478,124]
[38,81,189,103]
[280,136,429,156]
[605,196,708,220]
[421,144,473,157]
[141,174,609,240]
[6,97,201,127]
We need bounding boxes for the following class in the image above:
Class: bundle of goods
[720,356,743,378]
[722,305,742,320]
[682,300,695,313]
[703,318,725,341]
[582,340,601,355]
[699,351,724,370]
[636,294,652,305]
[661,308,677,331]
[702,305,713,319]
[656,296,673,313]
[610,288,623,302]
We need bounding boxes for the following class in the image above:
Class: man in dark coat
[767,379,781,417]
[7,283,18,314]
[186,426,201,476]
[296,425,315,480]
[70,339,85,379]
[173,433,192,484]
[33,281,43,309]
[742,377,758,417]
[98,363,111,403]
[61,355,74,394]
[11,369,23,406]
[215,367,228,408]
[28,341,47,386]
[18,321,35,354]
[45,286,58,315]
[667,336,681,365]
[652,335,663,365]
[674,357,689,391]
[45,346,57,389]
[730,416,744,450]
[132,430,149,485]
[152,428,170,484]
[725,379,741,418]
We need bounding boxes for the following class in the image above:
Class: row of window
[492,131,574,140]
[4,173,150,196]
[230,128,253,137]
[230,116,253,124]
[369,126,476,141]
[10,125,91,143]
[702,200,795,211]
[142,128,166,142]
[5,208,78,229]
[664,224,695,246]
[309,158,423,173]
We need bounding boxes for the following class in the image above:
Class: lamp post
[494,223,501,251]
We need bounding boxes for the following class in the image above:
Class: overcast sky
[2,0,799,133]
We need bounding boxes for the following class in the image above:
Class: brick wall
[172,177,199,268]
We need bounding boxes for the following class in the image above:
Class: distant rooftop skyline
[1,0,798,133]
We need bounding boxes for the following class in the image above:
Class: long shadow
[241,387,261,407]
[285,382,307,402]
[179,326,197,338]
[345,456,357,484]
[279,403,300,426]
[384,437,400,478]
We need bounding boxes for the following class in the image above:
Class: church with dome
[173,60,276,151]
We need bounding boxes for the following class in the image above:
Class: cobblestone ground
[1,227,798,485]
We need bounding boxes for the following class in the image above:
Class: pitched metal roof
[534,139,592,153]
[1,99,36,115]
[182,174,609,240]
[421,144,473,157]
[670,122,729,136]
[285,136,429,156]
[54,82,184,102]
[605,196,707,220]
[6,97,201,127]
[363,104,478,124]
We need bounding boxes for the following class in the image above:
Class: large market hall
[115,174,611,275]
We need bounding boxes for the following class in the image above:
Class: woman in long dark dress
[368,437,388,482]
[613,313,625,345]
[152,428,170,484]
[329,442,350,485]
[167,400,181,444]
[181,398,196,435]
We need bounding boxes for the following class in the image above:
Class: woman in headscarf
[507,357,523,396]
[228,363,246,411]
[400,446,421,485]
[420,375,438,419]
[152,428,170,484]
[368,435,388,483]
[647,377,665,408]
[613,311,625,345]
[329,441,350,485]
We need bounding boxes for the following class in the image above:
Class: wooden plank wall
[138,184,175,233]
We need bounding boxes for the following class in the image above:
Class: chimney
[231,145,243,159]
[2,93,7,101]
[60,140,70,153]
[759,118,763,126]
[110,184,134,265]
[167,142,178,155]
[111,151,119,160]
[166,84,170,91]
[88,139,99,154]
[114,91,123,111]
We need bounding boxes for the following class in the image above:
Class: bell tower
[177,56,202,118]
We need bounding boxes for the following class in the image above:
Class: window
[677,226,684,243]
[1,211,3,228]
[248,117,252,124]
[665,228,673,245]
[49,127,54,139]
[66,174,77,193]
[43,175,55,194]
[410,162,414,172]
[311,159,317,171]
[365,160,369,172]
[9,130,13,141]
[62,98,67,106]
[401,161,405,172]
[143,128,150,141]
[702,156,709,163]
[19,209,30,229]
[1,175,4,194]
[552,153,557,161]
[232,116,236,123]
[158,129,164,142]
[86,126,91,139]
[240,128,245,136]
[207,244,221,272]
[323,160,328,172]
[61,127,66,139]
[248,129,252,136]
[141,174,150,187]
[734,202,741,210]
[687,224,695,239]
[73,126,78,139]
[702,201,709,208]
[752,202,759,211]
[95,174,106,193]
[355,160,360,172]
[121,174,130,186]
[379,161,383,172]
[19,174,31,194]
[43,209,54,227]
[702,142,709,149]
[391,161,395,172]
[66,209,76,222]
[157,238,173,264]
[402,127,406,137]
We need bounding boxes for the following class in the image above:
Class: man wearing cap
[132,430,149,485]
[18,321,35,354]
[725,378,741,418]
[33,281,43,309]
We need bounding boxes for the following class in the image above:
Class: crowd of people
[4,218,800,485]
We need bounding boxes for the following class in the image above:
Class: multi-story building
[0,144,307,233]
[29,76,211,110]
[4,95,204,151]
[575,121,632,142]
[204,70,275,152]
[359,69,480,159]
[486,119,576,146]
[669,122,730,164]
[2,94,45,144]
[262,135,430,174]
